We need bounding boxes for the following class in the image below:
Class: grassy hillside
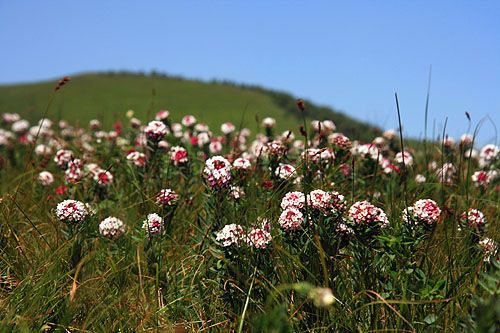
[0,72,380,140]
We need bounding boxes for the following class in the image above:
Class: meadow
[0,77,498,332]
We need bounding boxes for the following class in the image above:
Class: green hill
[0,72,381,140]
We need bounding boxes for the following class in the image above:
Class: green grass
[0,71,380,140]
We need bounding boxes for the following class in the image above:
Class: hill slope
[0,72,380,140]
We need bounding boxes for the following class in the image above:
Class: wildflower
[155,110,170,121]
[38,171,54,186]
[478,238,498,262]
[436,163,456,185]
[460,134,474,146]
[395,151,413,166]
[281,191,306,210]
[383,129,397,140]
[460,209,486,229]
[262,117,276,128]
[442,136,455,148]
[181,115,197,127]
[328,133,351,149]
[216,224,245,247]
[471,170,498,187]
[169,146,189,165]
[329,191,347,214]
[233,157,252,170]
[479,144,498,167]
[144,120,168,141]
[209,141,223,154]
[274,163,296,180]
[229,185,245,200]
[221,122,235,135]
[89,119,101,130]
[130,117,141,129]
[307,190,332,211]
[35,144,51,156]
[246,227,272,249]
[99,217,126,239]
[204,156,232,188]
[94,169,113,186]
[11,120,30,134]
[126,151,147,167]
[402,199,441,226]
[56,199,89,223]
[155,188,179,207]
[54,149,74,169]
[142,213,163,236]
[348,201,389,228]
[278,208,304,231]
[415,174,427,183]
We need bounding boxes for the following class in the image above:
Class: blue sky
[1,1,499,144]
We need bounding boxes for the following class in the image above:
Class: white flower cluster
[348,200,389,229]
[204,156,232,188]
[56,199,89,223]
[99,217,126,239]
[215,224,245,247]
[142,213,163,236]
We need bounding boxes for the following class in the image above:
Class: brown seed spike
[296,99,305,111]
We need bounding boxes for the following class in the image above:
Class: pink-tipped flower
[329,191,347,214]
[144,120,168,141]
[233,157,252,171]
[261,117,276,128]
[94,169,113,186]
[471,170,497,187]
[99,217,126,239]
[307,190,333,211]
[328,133,352,149]
[402,199,441,226]
[56,199,89,223]
[155,110,170,121]
[126,151,147,167]
[169,146,189,166]
[54,149,73,169]
[460,209,486,229]
[348,201,389,229]
[142,213,163,236]
[246,227,272,249]
[181,115,197,127]
[274,163,296,180]
[221,122,235,135]
[278,208,304,231]
[395,151,413,166]
[281,191,306,210]
[479,238,498,262]
[38,171,54,186]
[204,156,232,188]
[155,188,179,207]
[216,224,245,247]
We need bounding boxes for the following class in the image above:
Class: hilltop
[0,72,381,140]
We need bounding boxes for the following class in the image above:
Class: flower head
[155,188,179,207]
[246,228,272,249]
[56,199,89,223]
[99,217,126,239]
[348,201,389,229]
[142,213,163,236]
[216,224,245,247]
[278,208,304,231]
[144,120,168,141]
[204,156,232,188]
[280,191,306,210]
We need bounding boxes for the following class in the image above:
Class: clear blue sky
[1,1,499,144]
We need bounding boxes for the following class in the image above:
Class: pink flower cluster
[460,208,486,229]
[278,208,304,231]
[142,213,163,236]
[402,199,441,226]
[56,199,89,223]
[215,223,272,249]
[144,120,168,141]
[348,200,389,228]
[99,216,126,239]
[169,146,189,165]
[246,227,273,249]
[155,188,179,207]
[204,156,232,188]
[126,151,147,167]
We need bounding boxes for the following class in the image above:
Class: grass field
[0,78,498,332]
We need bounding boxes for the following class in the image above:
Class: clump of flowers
[144,120,168,141]
[274,163,296,180]
[155,188,179,207]
[348,200,389,229]
[395,151,413,166]
[169,146,189,166]
[215,224,245,247]
[460,208,486,230]
[329,191,347,215]
[478,238,498,262]
[38,171,54,186]
[278,208,304,231]
[402,199,441,227]
[203,156,232,188]
[229,185,245,200]
[233,157,252,171]
[246,227,272,249]
[281,191,306,210]
[307,190,332,211]
[471,170,498,188]
[56,199,89,223]
[142,213,163,236]
[99,217,126,239]
[126,151,147,167]
[54,149,73,169]
[479,144,498,167]
[94,169,113,186]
